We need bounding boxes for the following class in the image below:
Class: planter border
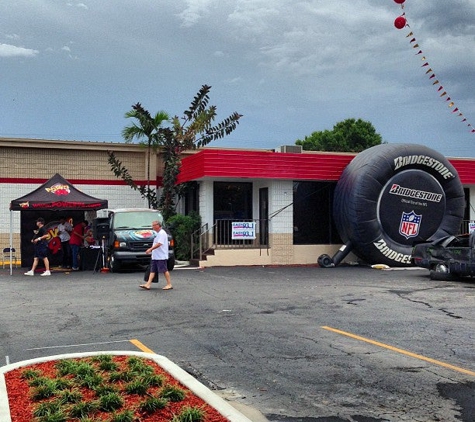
[0,351,253,422]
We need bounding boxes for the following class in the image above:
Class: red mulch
[5,355,230,422]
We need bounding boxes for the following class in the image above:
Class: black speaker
[93,217,110,239]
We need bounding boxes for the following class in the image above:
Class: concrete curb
[0,351,253,422]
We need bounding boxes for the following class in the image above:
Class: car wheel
[109,256,121,273]
[429,263,456,281]
[333,144,465,267]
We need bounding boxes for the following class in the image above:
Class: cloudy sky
[2,0,475,157]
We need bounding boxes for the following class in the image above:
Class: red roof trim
[177,149,355,183]
[177,149,475,185]
[0,178,162,186]
[450,159,475,184]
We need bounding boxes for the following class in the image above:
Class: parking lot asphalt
[1,264,475,421]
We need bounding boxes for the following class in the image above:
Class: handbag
[144,264,159,283]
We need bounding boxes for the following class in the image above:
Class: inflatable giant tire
[333,144,465,267]
[317,254,334,268]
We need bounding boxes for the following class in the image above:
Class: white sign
[232,222,256,240]
[469,222,475,234]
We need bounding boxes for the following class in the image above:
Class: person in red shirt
[69,220,88,270]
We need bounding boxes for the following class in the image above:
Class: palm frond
[196,112,242,147]
[107,151,137,189]
[184,85,211,121]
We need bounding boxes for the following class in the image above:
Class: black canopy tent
[9,173,108,274]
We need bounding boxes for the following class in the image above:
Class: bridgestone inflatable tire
[318,254,334,268]
[333,144,465,267]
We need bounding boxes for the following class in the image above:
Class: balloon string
[394,6,475,133]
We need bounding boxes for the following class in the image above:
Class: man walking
[24,217,51,276]
[140,220,172,290]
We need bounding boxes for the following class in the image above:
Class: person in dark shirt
[24,217,51,276]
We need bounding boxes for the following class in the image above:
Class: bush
[167,212,201,261]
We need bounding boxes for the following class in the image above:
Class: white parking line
[25,339,132,351]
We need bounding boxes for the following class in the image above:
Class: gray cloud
[1,0,475,157]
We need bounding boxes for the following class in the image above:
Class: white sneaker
[24,270,34,276]
[40,270,51,277]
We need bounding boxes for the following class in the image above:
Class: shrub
[142,373,165,387]
[21,369,42,380]
[69,400,99,418]
[110,410,134,422]
[79,373,104,389]
[171,405,206,422]
[139,396,168,413]
[160,384,186,402]
[94,384,119,397]
[125,379,149,396]
[167,212,201,261]
[98,392,124,412]
[33,401,62,417]
[31,379,58,400]
[58,388,82,404]
[92,355,119,372]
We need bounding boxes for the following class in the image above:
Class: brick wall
[0,139,161,263]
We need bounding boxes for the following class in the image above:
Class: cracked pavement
[0,265,474,421]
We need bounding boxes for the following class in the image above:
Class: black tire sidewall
[334,144,465,267]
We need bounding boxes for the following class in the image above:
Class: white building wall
[268,180,294,235]
[198,180,214,228]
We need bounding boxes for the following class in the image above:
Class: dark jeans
[61,241,71,268]
[71,244,80,269]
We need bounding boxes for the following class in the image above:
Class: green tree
[121,104,169,208]
[167,211,201,260]
[296,118,384,152]
[107,103,168,209]
[157,85,242,218]
[108,85,242,218]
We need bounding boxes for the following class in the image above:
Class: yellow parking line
[322,326,475,377]
[129,339,155,354]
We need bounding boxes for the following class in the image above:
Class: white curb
[0,351,253,422]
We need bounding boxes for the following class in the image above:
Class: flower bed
[1,352,249,422]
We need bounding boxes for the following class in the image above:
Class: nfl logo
[399,211,422,239]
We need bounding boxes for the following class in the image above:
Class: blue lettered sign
[232,222,256,240]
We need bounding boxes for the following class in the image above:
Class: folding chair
[2,248,17,269]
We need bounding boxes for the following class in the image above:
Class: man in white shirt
[140,220,173,290]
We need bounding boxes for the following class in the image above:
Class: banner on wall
[232,222,256,240]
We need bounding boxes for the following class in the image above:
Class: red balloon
[394,0,405,3]
[394,16,407,29]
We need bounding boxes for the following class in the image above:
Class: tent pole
[9,210,13,276]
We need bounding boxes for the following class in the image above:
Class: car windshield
[113,211,164,230]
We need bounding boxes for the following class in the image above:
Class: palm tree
[157,85,242,217]
[122,103,169,208]
[110,86,242,218]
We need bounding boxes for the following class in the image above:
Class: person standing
[58,217,72,268]
[140,220,172,290]
[69,220,88,270]
[83,228,96,247]
[24,217,51,276]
